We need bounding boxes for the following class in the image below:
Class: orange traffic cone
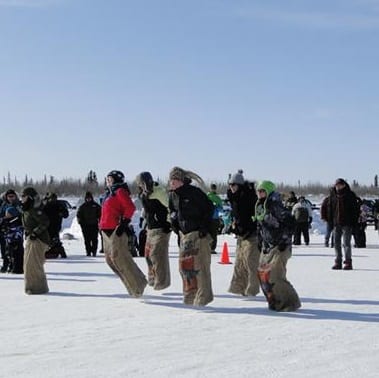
[218,242,232,264]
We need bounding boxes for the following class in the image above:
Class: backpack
[294,206,309,223]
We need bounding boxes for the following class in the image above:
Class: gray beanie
[229,169,245,185]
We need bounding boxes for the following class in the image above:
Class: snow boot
[332,259,342,270]
[343,259,353,270]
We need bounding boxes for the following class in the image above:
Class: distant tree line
[1,171,378,199]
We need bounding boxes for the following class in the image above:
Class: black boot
[60,246,67,258]
[0,264,8,273]
[332,259,342,270]
[343,259,353,270]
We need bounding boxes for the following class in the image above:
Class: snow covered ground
[1,210,379,378]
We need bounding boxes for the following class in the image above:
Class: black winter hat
[107,170,125,184]
[85,191,93,200]
[21,187,38,200]
[335,178,347,186]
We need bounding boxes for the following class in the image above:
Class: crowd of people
[1,169,377,312]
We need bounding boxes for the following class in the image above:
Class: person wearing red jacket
[99,170,147,297]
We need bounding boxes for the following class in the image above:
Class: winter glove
[115,218,131,237]
[29,233,38,241]
[277,242,287,252]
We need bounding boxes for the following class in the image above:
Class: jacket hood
[256,180,276,196]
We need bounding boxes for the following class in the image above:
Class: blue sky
[0,0,378,186]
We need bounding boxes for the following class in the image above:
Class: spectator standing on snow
[136,171,171,290]
[207,183,223,254]
[77,191,102,256]
[43,192,69,258]
[353,198,369,249]
[168,166,214,306]
[0,189,24,274]
[227,169,260,297]
[292,196,313,246]
[0,194,7,269]
[20,187,50,295]
[320,193,334,248]
[99,170,147,297]
[284,191,298,211]
[327,178,359,270]
[255,180,301,312]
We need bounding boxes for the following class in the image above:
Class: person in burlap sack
[168,167,214,306]
[99,170,147,297]
[255,180,301,312]
[136,171,171,290]
[227,170,260,297]
[20,187,50,295]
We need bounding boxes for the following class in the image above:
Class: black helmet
[136,171,154,194]
[21,187,38,200]
[107,170,125,184]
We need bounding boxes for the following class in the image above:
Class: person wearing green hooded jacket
[207,183,223,253]
[20,187,50,295]
[255,180,301,312]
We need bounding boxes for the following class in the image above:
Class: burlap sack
[258,246,301,311]
[23,238,49,295]
[179,231,213,306]
[229,234,260,296]
[145,228,171,290]
[102,231,147,297]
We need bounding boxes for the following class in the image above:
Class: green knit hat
[256,180,276,196]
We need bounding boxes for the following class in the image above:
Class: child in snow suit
[255,181,301,312]
[0,189,24,273]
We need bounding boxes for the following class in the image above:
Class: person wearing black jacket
[77,191,101,256]
[328,178,359,270]
[320,193,334,248]
[227,170,260,296]
[168,166,214,306]
[136,171,171,290]
[43,193,69,258]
